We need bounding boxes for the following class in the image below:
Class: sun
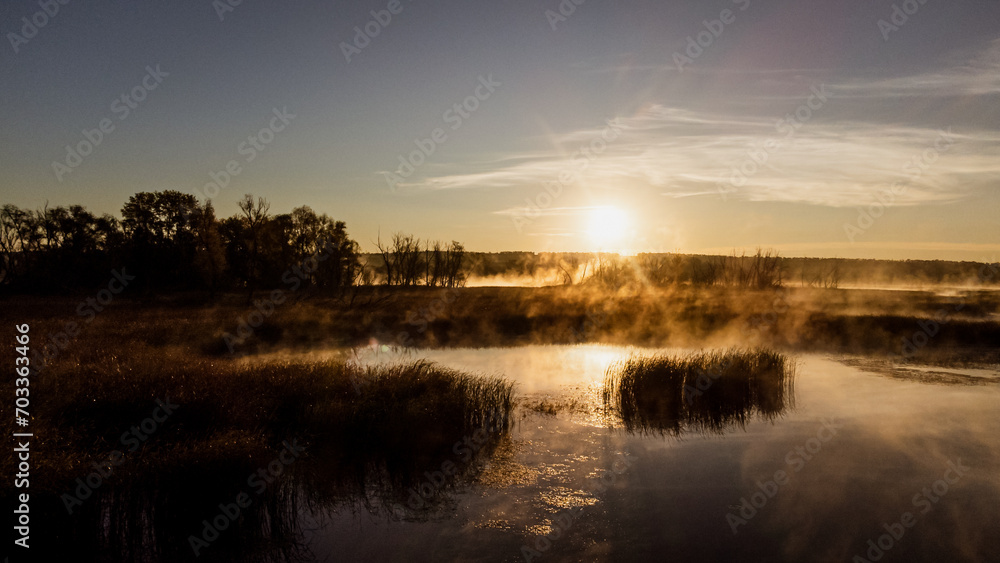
[585,206,629,248]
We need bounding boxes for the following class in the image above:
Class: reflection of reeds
[13,351,514,561]
[43,469,307,562]
[603,348,794,435]
[311,360,514,499]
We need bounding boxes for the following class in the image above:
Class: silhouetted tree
[191,201,226,299]
[121,191,200,291]
[442,241,466,288]
[276,206,361,292]
[237,194,270,300]
[0,204,35,288]
[377,232,423,286]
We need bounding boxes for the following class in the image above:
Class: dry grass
[2,347,513,493]
[0,344,515,560]
[603,348,795,435]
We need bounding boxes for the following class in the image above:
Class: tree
[0,204,35,288]
[377,232,423,286]
[422,241,467,288]
[121,190,200,291]
[2,192,366,297]
[191,201,226,299]
[0,203,123,291]
[282,206,361,292]
[442,241,466,288]
[237,194,270,300]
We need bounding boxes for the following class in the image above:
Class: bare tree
[394,233,423,286]
[375,230,394,285]
[722,248,783,289]
[375,232,422,286]
[0,204,34,287]
[442,241,466,288]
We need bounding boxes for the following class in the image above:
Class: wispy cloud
[831,38,1000,99]
[581,39,1000,99]
[407,105,1000,207]
[402,40,1000,208]
[493,205,604,217]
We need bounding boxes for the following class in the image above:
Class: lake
[300,344,1000,562]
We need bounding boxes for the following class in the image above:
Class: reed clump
[603,347,794,435]
[4,348,514,493]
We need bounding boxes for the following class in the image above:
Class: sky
[1,0,998,260]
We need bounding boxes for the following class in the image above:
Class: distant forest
[1,191,997,296]
[464,251,999,289]
[0,190,464,296]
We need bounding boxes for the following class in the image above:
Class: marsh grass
[19,349,513,483]
[7,286,997,361]
[1,346,514,561]
[603,348,794,435]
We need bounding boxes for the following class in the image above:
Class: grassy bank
[6,286,998,364]
[1,347,514,559]
[2,349,514,494]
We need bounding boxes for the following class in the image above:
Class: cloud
[584,39,1000,100]
[493,205,604,217]
[409,104,1000,208]
[831,38,1000,99]
[403,40,1000,208]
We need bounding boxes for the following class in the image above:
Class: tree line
[0,191,467,296]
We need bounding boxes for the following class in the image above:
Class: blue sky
[1,0,998,259]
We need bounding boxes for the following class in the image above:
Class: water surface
[309,345,1000,562]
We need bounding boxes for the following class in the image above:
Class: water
[37,345,1000,561]
[307,345,1000,562]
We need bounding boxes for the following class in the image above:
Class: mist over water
[4,1,1000,561]
[14,339,1000,561]
[307,346,1000,562]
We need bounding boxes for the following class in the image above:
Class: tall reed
[603,347,794,435]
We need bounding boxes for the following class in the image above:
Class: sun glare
[586,206,629,248]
